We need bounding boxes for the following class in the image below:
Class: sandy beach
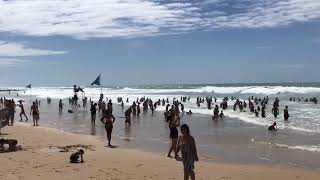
[1,124,319,180]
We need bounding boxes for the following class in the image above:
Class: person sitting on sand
[70,149,84,163]
[268,122,277,131]
[0,138,18,152]
[175,124,199,180]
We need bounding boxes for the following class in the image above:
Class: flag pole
[100,73,102,94]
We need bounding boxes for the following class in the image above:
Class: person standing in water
[101,110,115,146]
[137,103,141,117]
[167,111,180,158]
[121,101,124,110]
[283,106,289,121]
[125,108,132,125]
[59,99,63,112]
[175,124,199,180]
[90,103,97,126]
[272,106,279,118]
[18,101,28,122]
[30,102,39,126]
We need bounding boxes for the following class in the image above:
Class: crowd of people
[0,97,40,128]
[2,88,317,180]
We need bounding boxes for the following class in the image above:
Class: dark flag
[91,74,101,86]
[26,84,31,88]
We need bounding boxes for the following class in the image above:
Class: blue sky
[0,0,319,86]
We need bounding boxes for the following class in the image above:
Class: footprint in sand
[136,163,143,167]
[221,177,232,179]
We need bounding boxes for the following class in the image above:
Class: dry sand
[0,124,319,180]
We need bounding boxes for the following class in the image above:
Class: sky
[0,0,320,87]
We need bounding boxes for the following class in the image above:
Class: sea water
[2,83,320,168]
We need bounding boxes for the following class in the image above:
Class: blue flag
[26,84,31,88]
[91,74,101,86]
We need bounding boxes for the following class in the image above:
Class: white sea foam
[12,85,319,134]
[274,143,320,153]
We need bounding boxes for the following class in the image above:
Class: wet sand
[1,124,320,180]
[4,95,320,169]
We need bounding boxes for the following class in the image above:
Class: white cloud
[280,64,312,69]
[0,58,30,67]
[312,38,320,44]
[0,0,319,38]
[256,46,273,49]
[0,41,67,56]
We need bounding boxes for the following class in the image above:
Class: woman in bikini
[176,124,199,180]
[101,110,115,146]
[30,102,39,126]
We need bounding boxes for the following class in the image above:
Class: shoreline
[1,124,320,180]
[2,93,320,169]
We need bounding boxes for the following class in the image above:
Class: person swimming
[268,122,277,131]
[186,110,192,115]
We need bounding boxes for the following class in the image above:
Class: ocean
[2,83,320,168]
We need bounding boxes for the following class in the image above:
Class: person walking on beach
[101,110,115,146]
[284,106,289,121]
[175,124,199,180]
[18,101,28,122]
[167,111,180,158]
[30,102,39,126]
[125,108,132,125]
[90,103,97,126]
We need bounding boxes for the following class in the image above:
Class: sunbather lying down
[0,138,22,152]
